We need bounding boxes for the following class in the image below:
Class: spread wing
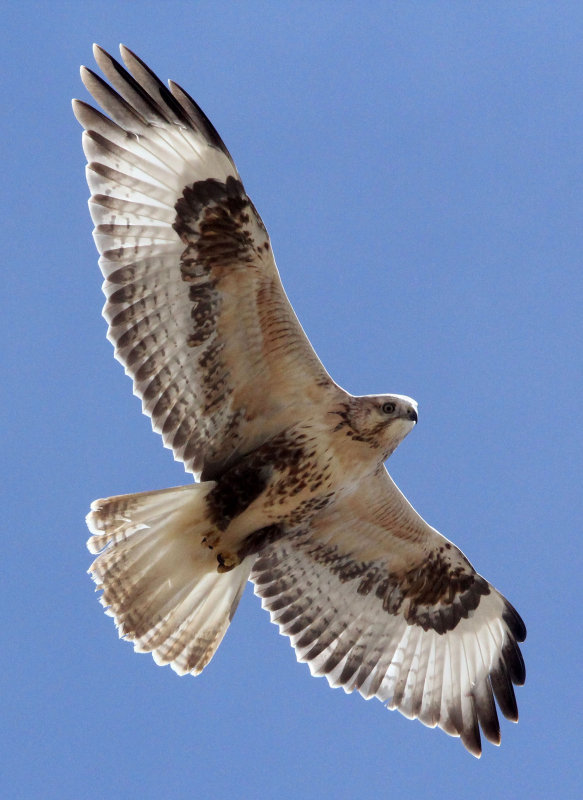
[251,467,526,757]
[73,45,334,479]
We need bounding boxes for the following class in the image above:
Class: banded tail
[86,483,252,675]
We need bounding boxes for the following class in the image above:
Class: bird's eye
[381,402,396,415]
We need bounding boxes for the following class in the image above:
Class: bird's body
[75,45,525,757]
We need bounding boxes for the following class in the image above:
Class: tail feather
[86,482,252,675]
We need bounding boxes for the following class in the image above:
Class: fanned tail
[86,483,251,675]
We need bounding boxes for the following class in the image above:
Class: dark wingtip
[490,666,519,722]
[503,600,527,643]
[167,79,233,159]
[473,679,501,745]
[455,703,482,757]
[503,636,526,686]
[461,729,482,758]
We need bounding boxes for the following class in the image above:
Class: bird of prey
[74,44,525,757]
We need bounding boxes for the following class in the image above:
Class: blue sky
[2,3,581,798]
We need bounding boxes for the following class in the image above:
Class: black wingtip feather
[119,44,159,78]
[118,45,193,128]
[473,680,501,745]
[490,666,519,722]
[80,65,147,129]
[502,636,526,686]
[168,79,233,159]
[460,717,482,758]
[93,44,171,123]
[504,604,527,643]
[87,45,235,163]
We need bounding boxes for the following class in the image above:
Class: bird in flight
[74,44,525,757]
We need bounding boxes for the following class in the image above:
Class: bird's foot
[217,551,241,573]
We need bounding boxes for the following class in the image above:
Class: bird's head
[335,393,418,460]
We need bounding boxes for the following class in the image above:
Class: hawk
[74,45,525,757]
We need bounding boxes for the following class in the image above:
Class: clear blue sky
[2,3,581,798]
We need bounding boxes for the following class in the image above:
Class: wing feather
[74,46,335,479]
[251,469,525,756]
